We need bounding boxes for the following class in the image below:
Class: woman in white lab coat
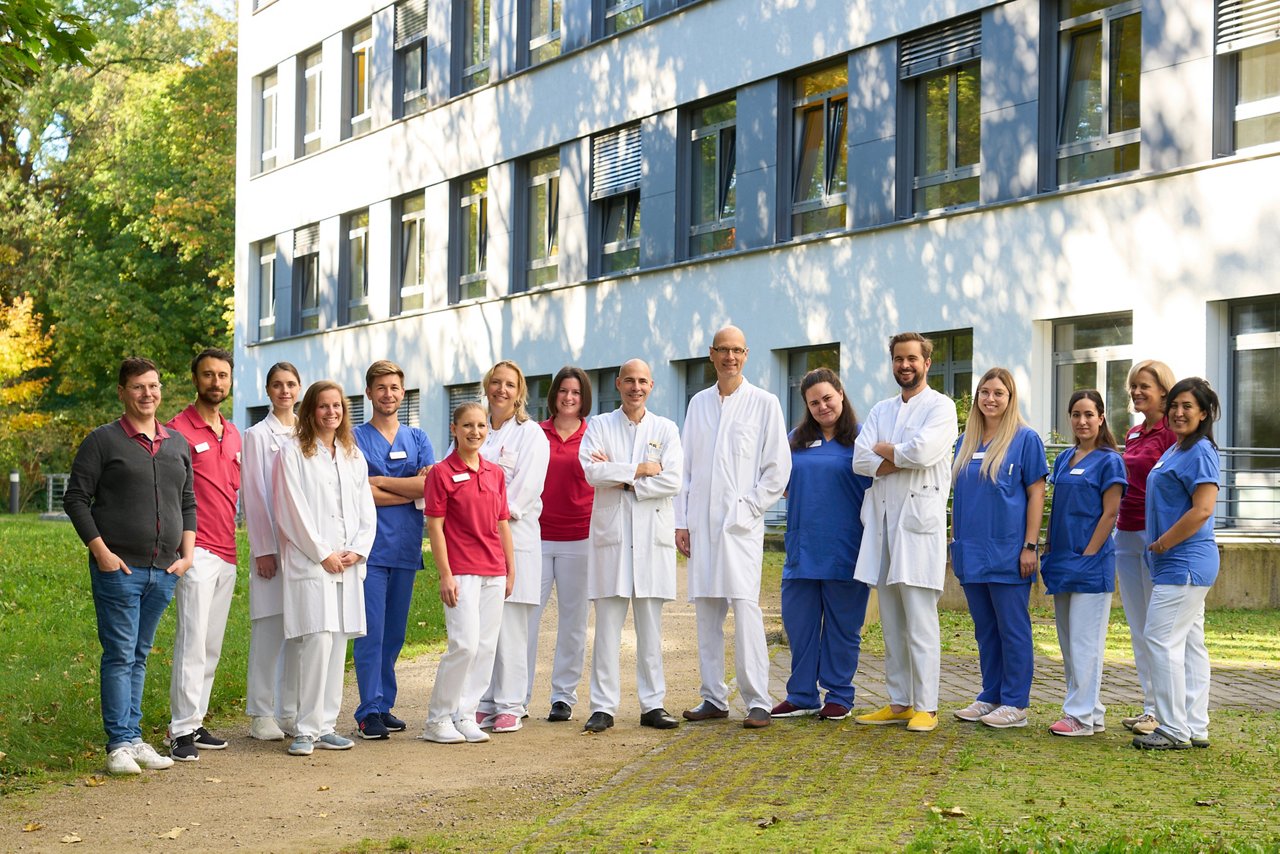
[242,361,303,742]
[469,360,550,733]
[273,380,377,756]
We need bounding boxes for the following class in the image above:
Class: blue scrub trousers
[353,564,417,722]
[780,578,870,709]
[962,581,1034,708]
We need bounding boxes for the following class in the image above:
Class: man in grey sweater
[64,356,197,775]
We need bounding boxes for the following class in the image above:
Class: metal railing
[45,473,69,516]
[1217,446,1280,533]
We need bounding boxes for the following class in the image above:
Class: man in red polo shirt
[166,347,242,762]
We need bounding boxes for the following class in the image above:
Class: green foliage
[0,0,96,91]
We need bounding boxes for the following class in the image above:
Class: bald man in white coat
[578,360,683,733]
[852,333,957,734]
[675,326,792,729]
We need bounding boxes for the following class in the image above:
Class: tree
[0,0,96,91]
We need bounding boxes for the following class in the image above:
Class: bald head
[619,358,652,380]
[712,326,746,350]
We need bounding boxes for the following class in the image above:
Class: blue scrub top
[783,433,871,581]
[1145,438,1220,587]
[1041,447,1126,595]
[354,422,436,570]
[950,426,1049,585]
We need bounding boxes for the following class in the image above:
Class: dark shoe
[682,701,729,721]
[380,711,407,732]
[170,734,199,762]
[640,708,679,729]
[1132,727,1191,750]
[583,711,614,733]
[193,727,227,750]
[548,701,573,722]
[818,702,851,721]
[358,714,390,740]
[743,707,772,729]
[770,700,819,717]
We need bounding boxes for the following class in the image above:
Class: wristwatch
[1023,542,1037,552]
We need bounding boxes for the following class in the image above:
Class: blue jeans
[90,564,178,750]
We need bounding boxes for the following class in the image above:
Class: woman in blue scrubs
[1133,377,1221,750]
[1041,389,1126,737]
[771,368,872,722]
[950,367,1048,729]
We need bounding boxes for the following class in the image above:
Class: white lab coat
[481,416,550,606]
[242,413,292,620]
[852,387,958,591]
[580,407,683,601]
[674,380,791,600]
[272,439,377,639]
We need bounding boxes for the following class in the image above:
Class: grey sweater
[64,420,197,569]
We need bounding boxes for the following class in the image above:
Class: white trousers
[246,613,301,721]
[1054,591,1112,726]
[474,600,533,718]
[590,596,666,716]
[295,581,354,739]
[1115,529,1155,715]
[1145,583,1211,741]
[693,597,771,712]
[526,540,590,708]
[169,547,237,737]
[429,574,505,724]
[875,534,941,712]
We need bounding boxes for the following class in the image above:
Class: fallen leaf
[159,827,184,839]
[83,776,106,788]
[204,778,222,784]
[941,806,968,818]
[1195,798,1220,807]
[318,785,330,792]
[756,816,780,828]
[0,750,7,761]
[61,834,81,844]
[23,822,43,832]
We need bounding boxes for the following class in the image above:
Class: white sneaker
[106,746,142,776]
[421,720,466,744]
[130,742,174,770]
[250,716,286,741]
[979,705,1029,729]
[953,701,997,722]
[278,717,297,738]
[455,718,490,743]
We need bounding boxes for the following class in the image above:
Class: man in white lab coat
[579,360,683,733]
[675,326,792,729]
[852,332,958,733]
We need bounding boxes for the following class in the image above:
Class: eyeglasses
[711,346,747,357]
[125,383,163,394]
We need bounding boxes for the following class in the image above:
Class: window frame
[399,193,427,314]
[256,238,277,342]
[344,210,370,325]
[455,173,489,303]
[688,97,738,258]
[592,125,643,276]
[528,0,561,65]
[680,357,717,421]
[1050,311,1134,438]
[603,0,644,37]
[791,63,849,238]
[295,252,320,332]
[349,21,374,138]
[300,48,324,156]
[259,69,278,173]
[395,0,431,117]
[783,344,841,429]
[446,382,483,437]
[461,0,491,91]
[923,328,974,399]
[593,366,621,414]
[524,151,560,291]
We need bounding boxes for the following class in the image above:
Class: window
[525,152,560,289]
[924,328,974,399]
[400,192,427,312]
[247,405,269,426]
[682,358,717,416]
[396,0,430,116]
[456,174,488,302]
[1051,312,1133,438]
[792,63,848,237]
[1056,0,1141,185]
[256,238,276,341]
[347,395,366,425]
[603,0,643,36]
[1229,295,1280,527]
[784,345,840,428]
[689,98,737,257]
[592,125,642,275]
[301,48,323,156]
[526,374,552,422]
[259,70,278,172]
[1218,1,1280,151]
[461,0,490,91]
[446,382,483,434]
[399,389,422,427]
[528,0,561,64]
[294,224,321,332]
[594,367,620,413]
[349,22,373,138]
[344,210,369,324]
[901,18,981,212]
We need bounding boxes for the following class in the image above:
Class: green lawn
[0,514,446,789]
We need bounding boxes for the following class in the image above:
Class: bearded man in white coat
[578,360,683,734]
[675,326,792,729]
[852,332,958,734]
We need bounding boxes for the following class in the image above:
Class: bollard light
[8,469,18,514]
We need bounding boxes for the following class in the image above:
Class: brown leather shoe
[743,708,772,729]
[682,701,729,721]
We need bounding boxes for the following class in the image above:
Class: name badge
[452,472,471,483]
[1128,432,1140,442]
[1153,460,1164,469]
[194,442,210,453]
[1070,467,1086,476]
[235,451,241,464]
[808,440,822,448]
[389,450,408,460]
[973,451,985,460]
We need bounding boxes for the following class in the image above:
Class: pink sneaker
[1049,715,1093,737]
[491,713,521,733]
[476,712,493,730]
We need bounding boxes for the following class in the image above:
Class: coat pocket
[725,497,763,536]
[901,485,945,534]
[590,500,623,547]
[654,503,675,547]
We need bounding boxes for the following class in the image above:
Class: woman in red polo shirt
[528,366,595,723]
[1115,359,1177,736]
[421,402,515,745]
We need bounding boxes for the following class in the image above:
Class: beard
[894,369,921,391]
[198,387,227,406]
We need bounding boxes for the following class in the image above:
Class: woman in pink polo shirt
[1115,359,1177,736]
[421,401,515,745]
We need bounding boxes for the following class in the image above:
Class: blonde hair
[483,360,531,425]
[295,380,358,459]
[1127,360,1176,414]
[952,367,1026,483]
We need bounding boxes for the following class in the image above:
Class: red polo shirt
[1118,418,1177,532]
[539,418,593,541]
[424,450,509,576]
[167,404,241,563]
[119,417,171,456]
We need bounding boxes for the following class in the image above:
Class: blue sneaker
[358,714,389,740]
[316,732,354,750]
[287,736,313,756]
[380,711,407,732]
